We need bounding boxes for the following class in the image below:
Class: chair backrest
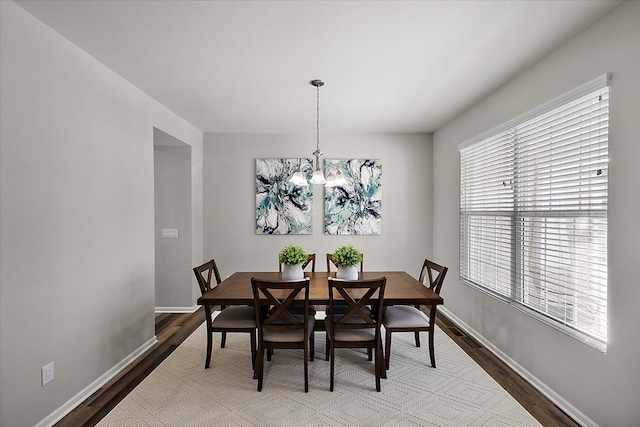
[279,253,316,272]
[327,277,386,335]
[193,259,223,296]
[251,278,311,336]
[326,253,364,273]
[418,259,448,295]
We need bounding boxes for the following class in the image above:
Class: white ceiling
[15,0,621,134]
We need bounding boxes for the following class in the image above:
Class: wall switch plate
[162,229,178,239]
[42,362,54,386]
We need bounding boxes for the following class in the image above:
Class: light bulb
[310,170,326,185]
[334,170,347,187]
[289,170,308,186]
[325,173,336,187]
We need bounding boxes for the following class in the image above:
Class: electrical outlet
[41,362,54,386]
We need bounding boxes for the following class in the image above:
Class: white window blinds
[460,76,609,351]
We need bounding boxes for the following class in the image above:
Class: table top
[197,271,444,306]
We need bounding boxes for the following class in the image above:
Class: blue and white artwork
[256,158,313,235]
[325,159,382,235]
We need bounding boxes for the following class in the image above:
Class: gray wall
[3,0,636,425]
[432,2,640,426]
[204,133,433,278]
[154,131,193,310]
[0,3,203,426]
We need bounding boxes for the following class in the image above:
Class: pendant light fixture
[309,79,327,185]
[289,79,347,187]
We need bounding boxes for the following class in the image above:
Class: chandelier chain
[316,84,320,152]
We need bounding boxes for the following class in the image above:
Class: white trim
[458,73,610,151]
[34,336,158,427]
[439,307,599,427]
[155,305,199,313]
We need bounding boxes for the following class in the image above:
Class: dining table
[197,270,443,312]
[197,271,444,380]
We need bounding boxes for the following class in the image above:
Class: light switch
[162,229,179,238]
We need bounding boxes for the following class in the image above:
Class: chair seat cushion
[324,318,376,341]
[383,305,430,328]
[212,306,256,329]
[264,317,315,343]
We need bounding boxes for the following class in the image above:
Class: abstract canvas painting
[256,158,313,234]
[325,159,382,235]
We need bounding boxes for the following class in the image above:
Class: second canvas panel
[325,159,382,235]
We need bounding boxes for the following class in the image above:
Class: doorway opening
[153,128,192,312]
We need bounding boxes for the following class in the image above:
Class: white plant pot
[282,263,304,280]
[336,265,358,280]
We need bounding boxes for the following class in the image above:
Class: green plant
[332,245,362,267]
[279,245,308,265]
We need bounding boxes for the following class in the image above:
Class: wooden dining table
[197,271,443,309]
[197,271,443,380]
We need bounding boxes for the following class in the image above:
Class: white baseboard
[439,307,598,427]
[155,305,199,313]
[35,336,158,427]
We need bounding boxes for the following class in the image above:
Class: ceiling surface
[15,0,621,134]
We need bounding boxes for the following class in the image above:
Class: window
[459,75,609,351]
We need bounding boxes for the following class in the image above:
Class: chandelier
[289,80,347,187]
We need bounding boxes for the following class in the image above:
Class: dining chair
[279,253,316,273]
[193,259,257,370]
[326,252,363,273]
[251,277,315,392]
[324,252,369,342]
[325,277,386,392]
[382,258,448,369]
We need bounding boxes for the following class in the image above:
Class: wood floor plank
[154,313,176,330]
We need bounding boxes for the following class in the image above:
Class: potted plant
[332,245,362,280]
[279,245,308,280]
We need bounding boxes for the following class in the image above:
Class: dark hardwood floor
[55,308,579,427]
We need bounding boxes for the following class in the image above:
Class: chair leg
[310,332,315,362]
[256,347,264,391]
[325,332,329,361]
[414,331,421,347]
[367,348,372,361]
[267,348,272,361]
[375,343,381,392]
[304,341,309,393]
[385,328,392,370]
[380,336,387,380]
[329,342,335,392]
[221,331,227,348]
[429,328,436,368]
[205,331,213,369]
[250,331,257,370]
[381,348,387,379]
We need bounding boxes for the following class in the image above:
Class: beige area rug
[98,318,541,427]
